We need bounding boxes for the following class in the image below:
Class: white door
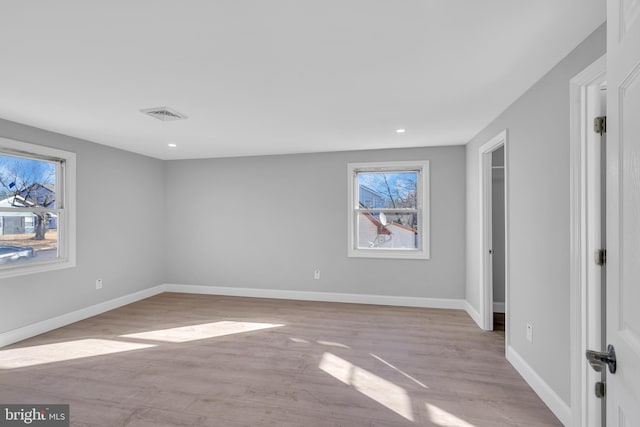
[606,0,640,424]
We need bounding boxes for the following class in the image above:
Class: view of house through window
[348,161,430,259]
[357,171,418,249]
[0,153,59,266]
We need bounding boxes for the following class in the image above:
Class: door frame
[569,54,606,427]
[479,130,509,333]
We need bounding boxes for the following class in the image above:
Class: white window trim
[0,137,76,279]
[347,160,430,259]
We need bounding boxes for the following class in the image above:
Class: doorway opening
[479,130,509,335]
[492,146,506,334]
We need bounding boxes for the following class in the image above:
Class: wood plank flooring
[0,293,561,426]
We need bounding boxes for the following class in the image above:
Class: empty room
[1,1,639,426]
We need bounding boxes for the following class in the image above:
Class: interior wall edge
[506,345,572,426]
[0,284,167,348]
[464,300,483,329]
[163,283,466,311]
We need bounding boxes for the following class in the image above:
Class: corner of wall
[464,300,482,328]
[507,345,571,425]
[0,285,167,348]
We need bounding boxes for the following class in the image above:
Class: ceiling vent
[140,106,188,122]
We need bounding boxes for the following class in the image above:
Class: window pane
[357,171,417,209]
[0,154,59,265]
[357,211,418,249]
[0,212,58,264]
[0,154,56,208]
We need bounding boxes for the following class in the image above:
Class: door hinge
[594,116,607,135]
[595,248,607,266]
[595,381,606,398]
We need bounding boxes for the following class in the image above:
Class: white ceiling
[0,1,605,160]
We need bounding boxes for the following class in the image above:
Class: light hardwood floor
[0,293,561,426]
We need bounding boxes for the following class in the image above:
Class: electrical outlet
[526,323,533,343]
[96,279,103,290]
[313,269,320,280]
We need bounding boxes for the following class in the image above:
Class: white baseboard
[0,283,465,348]
[493,301,505,313]
[506,345,571,426]
[465,301,483,328]
[0,285,166,348]
[164,284,466,310]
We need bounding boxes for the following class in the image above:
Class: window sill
[348,249,430,260]
[0,258,76,280]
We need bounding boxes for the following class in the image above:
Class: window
[348,161,429,259]
[0,137,76,278]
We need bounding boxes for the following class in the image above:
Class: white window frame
[347,160,430,259]
[0,137,76,279]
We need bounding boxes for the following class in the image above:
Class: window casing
[348,161,430,259]
[0,137,76,278]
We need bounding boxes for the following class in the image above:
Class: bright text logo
[0,405,68,427]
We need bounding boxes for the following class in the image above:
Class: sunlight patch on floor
[0,339,156,369]
[370,353,428,389]
[317,340,350,349]
[319,352,414,421]
[425,403,476,427]
[120,321,283,343]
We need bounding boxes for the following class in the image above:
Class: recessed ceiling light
[168,143,177,148]
[396,129,406,133]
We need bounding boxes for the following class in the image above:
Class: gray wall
[165,146,466,299]
[465,24,606,404]
[0,118,165,333]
